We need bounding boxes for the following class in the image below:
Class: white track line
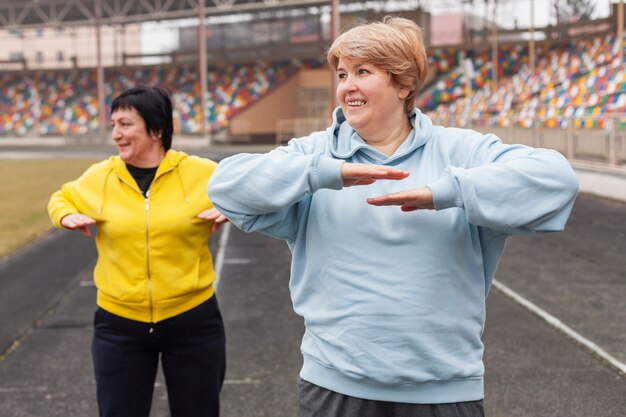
[492,279,626,375]
[213,222,232,292]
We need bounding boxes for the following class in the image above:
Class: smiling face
[336,57,409,141]
[111,107,165,168]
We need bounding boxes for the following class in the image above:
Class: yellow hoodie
[48,150,218,323]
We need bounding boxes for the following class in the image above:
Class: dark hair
[111,85,174,151]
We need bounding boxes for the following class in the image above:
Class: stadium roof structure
[0,0,356,138]
[0,0,354,29]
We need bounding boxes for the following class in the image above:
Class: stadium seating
[0,58,324,136]
[0,72,37,135]
[423,34,626,129]
[1,33,624,136]
[418,44,526,110]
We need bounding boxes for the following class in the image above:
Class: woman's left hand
[341,162,409,187]
[198,208,230,232]
[367,187,434,211]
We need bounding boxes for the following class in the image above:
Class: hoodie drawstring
[177,163,190,203]
[98,168,113,215]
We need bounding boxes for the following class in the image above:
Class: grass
[0,159,98,258]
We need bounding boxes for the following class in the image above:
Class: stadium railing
[431,114,626,170]
[275,118,330,144]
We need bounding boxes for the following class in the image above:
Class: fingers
[197,208,226,221]
[61,214,96,235]
[212,219,224,233]
[79,226,93,237]
[367,188,434,211]
[198,208,230,232]
[380,169,411,180]
[197,208,220,221]
[211,213,229,232]
[367,191,416,205]
[359,168,409,180]
[341,163,409,187]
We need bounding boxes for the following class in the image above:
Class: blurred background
[3,0,625,253]
[0,0,623,169]
[1,3,625,417]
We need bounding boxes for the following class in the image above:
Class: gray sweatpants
[298,378,485,417]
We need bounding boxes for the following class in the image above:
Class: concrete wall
[574,164,626,202]
[229,68,331,140]
[228,76,299,137]
[0,25,141,69]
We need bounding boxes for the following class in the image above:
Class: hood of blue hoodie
[327,106,434,164]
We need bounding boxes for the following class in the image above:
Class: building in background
[0,24,141,70]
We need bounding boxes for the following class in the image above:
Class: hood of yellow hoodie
[99,150,190,213]
[109,150,188,178]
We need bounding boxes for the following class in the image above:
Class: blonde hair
[327,15,428,113]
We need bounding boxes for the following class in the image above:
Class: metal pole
[33,80,41,137]
[329,0,340,111]
[491,0,498,87]
[122,25,127,66]
[198,0,209,141]
[529,0,535,73]
[95,0,106,139]
[608,118,617,166]
[113,25,118,66]
[618,0,624,68]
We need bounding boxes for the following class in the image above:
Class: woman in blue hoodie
[207,16,579,417]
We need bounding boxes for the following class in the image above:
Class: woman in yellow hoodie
[48,85,228,417]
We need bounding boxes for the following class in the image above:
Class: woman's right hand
[197,207,230,233]
[60,213,96,237]
[341,162,409,187]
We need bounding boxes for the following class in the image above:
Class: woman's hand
[60,213,96,236]
[341,162,409,187]
[198,208,230,232]
[367,187,434,211]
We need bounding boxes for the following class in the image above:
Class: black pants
[92,296,226,417]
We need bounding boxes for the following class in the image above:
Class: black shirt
[126,163,158,197]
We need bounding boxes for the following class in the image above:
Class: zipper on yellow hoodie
[115,172,157,333]
[144,190,156,334]
[144,168,175,333]
[116,160,177,332]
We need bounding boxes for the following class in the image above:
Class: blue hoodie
[207,107,579,404]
